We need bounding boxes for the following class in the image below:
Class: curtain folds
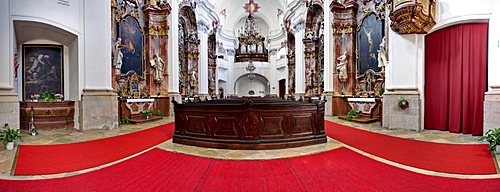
[424,23,488,136]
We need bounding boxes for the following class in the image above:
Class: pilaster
[0,0,19,129]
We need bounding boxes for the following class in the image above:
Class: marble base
[79,89,118,131]
[484,91,500,134]
[0,90,19,129]
[382,89,421,132]
[168,92,181,117]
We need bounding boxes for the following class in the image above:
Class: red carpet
[13,122,174,175]
[325,120,497,175]
[2,147,500,191]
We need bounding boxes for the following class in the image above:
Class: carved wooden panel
[172,97,326,149]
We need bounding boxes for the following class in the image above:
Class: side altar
[20,101,75,130]
[172,97,327,150]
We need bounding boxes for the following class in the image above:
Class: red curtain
[425,23,488,136]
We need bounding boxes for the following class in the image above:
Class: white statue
[377,36,388,69]
[190,70,197,86]
[336,51,348,80]
[305,28,316,39]
[150,53,164,81]
[114,38,124,74]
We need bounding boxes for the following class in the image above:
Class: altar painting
[23,45,63,101]
[119,16,144,77]
[357,14,383,74]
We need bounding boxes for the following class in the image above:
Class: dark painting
[23,45,63,101]
[119,16,143,77]
[357,14,383,75]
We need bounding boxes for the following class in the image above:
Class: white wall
[11,0,82,35]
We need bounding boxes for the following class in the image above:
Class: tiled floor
[0,116,498,180]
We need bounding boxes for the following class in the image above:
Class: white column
[0,0,12,90]
[484,0,500,133]
[83,1,112,90]
[384,31,424,131]
[323,4,333,93]
[80,0,118,130]
[168,1,180,94]
[0,0,19,129]
[198,27,209,96]
[295,28,305,96]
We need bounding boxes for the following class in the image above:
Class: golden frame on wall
[22,44,64,101]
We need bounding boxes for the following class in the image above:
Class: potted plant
[30,94,40,102]
[41,90,55,102]
[30,127,38,136]
[478,128,500,153]
[156,110,165,116]
[120,116,130,125]
[0,123,21,150]
[54,93,64,101]
[144,110,152,119]
[398,98,409,109]
[345,109,359,121]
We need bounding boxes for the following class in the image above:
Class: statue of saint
[150,53,164,81]
[336,51,348,80]
[377,36,388,69]
[114,38,124,74]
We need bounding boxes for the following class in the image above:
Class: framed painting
[23,44,64,101]
[119,15,144,77]
[357,14,384,75]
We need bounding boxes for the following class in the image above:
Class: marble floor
[0,116,499,180]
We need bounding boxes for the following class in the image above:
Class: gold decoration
[208,63,217,69]
[146,25,170,36]
[389,0,436,34]
[332,22,357,34]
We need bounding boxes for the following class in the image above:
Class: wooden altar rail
[172,97,327,150]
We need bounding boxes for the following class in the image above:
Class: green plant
[398,98,409,108]
[156,110,165,116]
[478,128,500,151]
[144,110,153,118]
[120,116,130,125]
[0,123,21,146]
[345,109,359,121]
[30,127,38,136]
[41,90,55,102]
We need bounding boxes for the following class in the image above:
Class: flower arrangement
[30,94,41,101]
[54,93,64,101]
[368,91,375,97]
[357,91,363,97]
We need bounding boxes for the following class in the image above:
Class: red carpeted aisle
[2,148,500,191]
[324,120,497,175]
[13,122,174,175]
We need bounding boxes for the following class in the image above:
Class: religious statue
[306,70,313,86]
[304,28,316,39]
[336,51,348,81]
[114,38,124,74]
[150,53,165,81]
[189,70,197,87]
[377,36,388,70]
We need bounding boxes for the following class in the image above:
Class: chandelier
[238,15,264,45]
[246,59,256,81]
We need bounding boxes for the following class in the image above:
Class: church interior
[1,0,500,190]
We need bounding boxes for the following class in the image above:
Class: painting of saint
[23,45,63,101]
[357,14,383,75]
[119,16,144,77]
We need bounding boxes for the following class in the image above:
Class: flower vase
[33,99,38,102]
[6,142,14,150]
[31,132,36,136]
